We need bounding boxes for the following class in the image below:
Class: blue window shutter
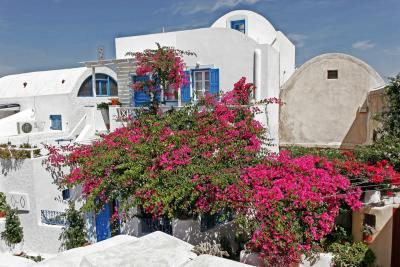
[181,71,191,102]
[209,69,220,98]
[50,115,62,130]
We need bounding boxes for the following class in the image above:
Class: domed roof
[211,10,277,45]
[282,53,385,90]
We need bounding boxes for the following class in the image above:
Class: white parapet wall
[0,157,67,255]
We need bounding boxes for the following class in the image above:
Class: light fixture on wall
[23,82,27,88]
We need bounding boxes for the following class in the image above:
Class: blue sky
[0,0,399,79]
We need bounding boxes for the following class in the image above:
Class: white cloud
[287,33,307,48]
[384,46,400,56]
[352,40,375,50]
[173,0,266,15]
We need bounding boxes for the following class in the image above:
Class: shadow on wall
[1,158,24,176]
[340,88,385,150]
[172,218,238,253]
[352,206,397,267]
[339,99,369,150]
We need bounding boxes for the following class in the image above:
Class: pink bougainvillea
[214,152,362,266]
[129,43,195,103]
[43,76,399,266]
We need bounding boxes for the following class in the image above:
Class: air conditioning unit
[17,121,38,134]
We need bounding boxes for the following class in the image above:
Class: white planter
[364,190,381,204]
[240,250,265,266]
[299,253,333,267]
[10,242,23,255]
[383,197,394,205]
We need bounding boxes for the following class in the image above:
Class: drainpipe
[254,49,262,101]
[91,67,96,97]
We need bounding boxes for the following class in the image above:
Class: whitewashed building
[113,10,296,147]
[0,9,390,256]
[0,67,117,145]
[0,67,119,255]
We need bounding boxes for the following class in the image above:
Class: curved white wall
[211,10,277,45]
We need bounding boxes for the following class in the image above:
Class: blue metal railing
[40,210,67,226]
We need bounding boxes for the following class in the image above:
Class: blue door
[181,71,191,103]
[95,204,111,242]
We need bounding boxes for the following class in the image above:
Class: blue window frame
[191,68,219,100]
[96,76,111,96]
[50,115,62,130]
[231,19,246,34]
[78,74,118,97]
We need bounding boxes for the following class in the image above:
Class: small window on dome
[231,20,246,34]
[327,70,338,79]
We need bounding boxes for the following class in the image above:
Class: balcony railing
[116,106,186,121]
[40,210,67,226]
[116,107,144,121]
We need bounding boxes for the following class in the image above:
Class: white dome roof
[211,10,277,45]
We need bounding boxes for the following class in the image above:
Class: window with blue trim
[78,74,118,97]
[193,70,210,99]
[50,115,62,130]
[231,19,246,34]
[192,69,219,100]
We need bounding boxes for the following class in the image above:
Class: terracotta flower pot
[0,211,6,218]
[111,98,120,106]
[363,234,373,244]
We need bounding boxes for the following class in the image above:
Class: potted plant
[110,98,120,106]
[97,102,110,130]
[1,208,24,254]
[362,224,376,244]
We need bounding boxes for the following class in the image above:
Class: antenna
[97,46,105,60]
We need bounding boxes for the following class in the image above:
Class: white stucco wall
[274,31,296,86]
[117,28,276,99]
[116,27,281,144]
[0,157,66,255]
[280,53,385,148]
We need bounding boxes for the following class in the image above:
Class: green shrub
[97,102,110,110]
[282,146,347,161]
[59,202,87,250]
[1,208,24,247]
[0,192,9,213]
[377,74,400,139]
[355,137,400,172]
[329,242,375,267]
